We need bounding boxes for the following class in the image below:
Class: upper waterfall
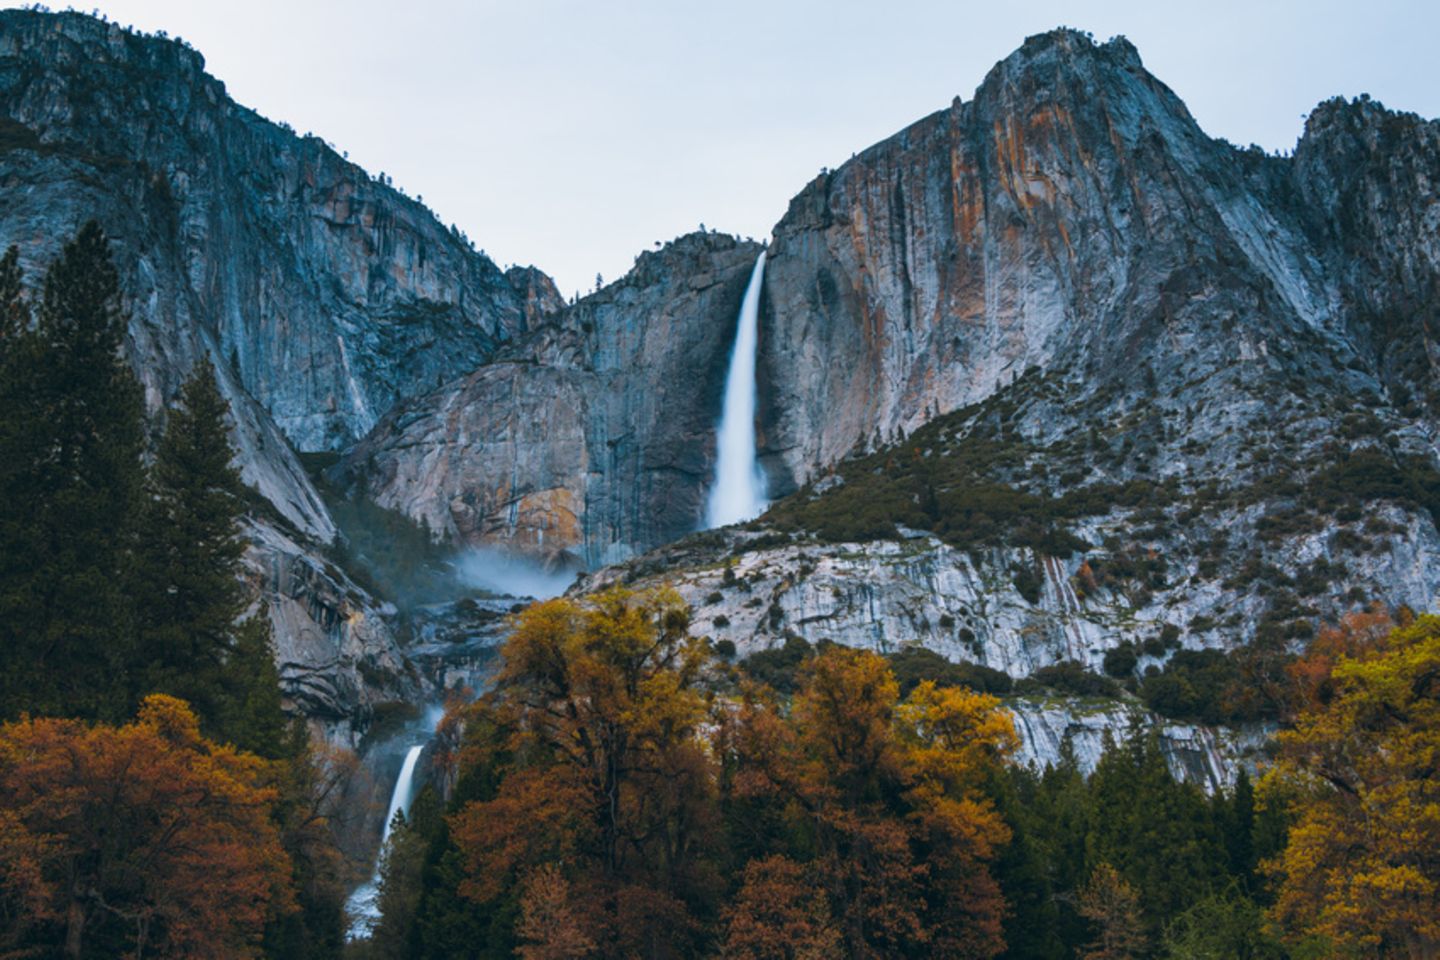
[706,251,768,528]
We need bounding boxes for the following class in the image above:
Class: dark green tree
[0,223,146,720]
[1030,737,1097,953]
[1087,724,1228,936]
[0,245,26,339]
[367,787,444,958]
[410,820,510,960]
[264,720,352,959]
[221,605,289,758]
[1217,769,1258,886]
[993,765,1066,960]
[137,357,249,729]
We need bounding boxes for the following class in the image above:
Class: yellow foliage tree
[449,588,717,954]
[733,647,1016,959]
[1262,613,1440,958]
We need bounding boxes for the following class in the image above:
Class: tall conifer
[0,223,145,719]
[221,605,289,758]
[137,357,248,723]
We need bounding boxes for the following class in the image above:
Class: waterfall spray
[706,250,768,528]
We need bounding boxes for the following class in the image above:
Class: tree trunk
[64,895,85,959]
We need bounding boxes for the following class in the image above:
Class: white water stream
[344,741,426,940]
[705,250,768,528]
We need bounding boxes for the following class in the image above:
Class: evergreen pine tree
[264,719,350,959]
[0,245,39,718]
[1087,723,1227,935]
[0,245,26,339]
[1036,735,1098,953]
[0,223,146,720]
[370,786,443,958]
[137,357,248,727]
[993,765,1066,960]
[220,605,289,758]
[1220,768,1258,885]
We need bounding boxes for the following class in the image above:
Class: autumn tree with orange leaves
[0,694,294,959]
[1280,602,1402,716]
[1262,613,1440,958]
[448,588,720,958]
[718,855,840,960]
[722,647,1016,960]
[441,592,1018,960]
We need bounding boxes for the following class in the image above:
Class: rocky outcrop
[335,233,764,568]
[243,521,420,744]
[1291,96,1440,418]
[585,484,1440,675]
[1008,699,1272,791]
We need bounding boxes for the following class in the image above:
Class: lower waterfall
[344,741,426,939]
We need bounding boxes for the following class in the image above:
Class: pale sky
[12,1,1440,295]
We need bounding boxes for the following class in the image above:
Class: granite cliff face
[759,31,1342,488]
[0,10,553,454]
[0,10,558,739]
[335,233,763,569]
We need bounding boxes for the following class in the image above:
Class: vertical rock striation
[758,29,1350,489]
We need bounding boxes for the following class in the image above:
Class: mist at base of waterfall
[455,546,576,600]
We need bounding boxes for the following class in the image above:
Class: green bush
[740,634,814,694]
[1012,564,1043,604]
[1137,649,1269,725]
[887,647,1012,696]
[1102,643,1139,678]
[1015,660,1119,698]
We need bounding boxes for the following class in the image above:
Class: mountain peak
[978,27,1146,91]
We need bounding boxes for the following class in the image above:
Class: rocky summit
[1,11,1437,770]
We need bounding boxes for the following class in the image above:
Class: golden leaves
[1262,613,1440,956]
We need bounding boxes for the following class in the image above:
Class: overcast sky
[14,1,1440,294]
